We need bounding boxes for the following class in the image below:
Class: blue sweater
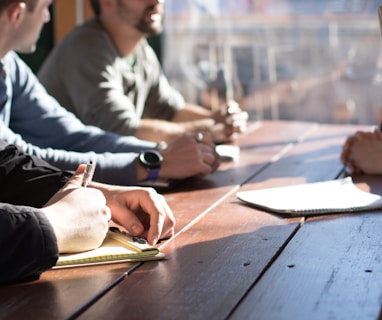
[0,52,156,185]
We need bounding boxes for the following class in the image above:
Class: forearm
[135,119,185,142]
[0,132,147,186]
[0,204,58,284]
[171,103,213,122]
[0,144,71,207]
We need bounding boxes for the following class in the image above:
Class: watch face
[140,150,163,168]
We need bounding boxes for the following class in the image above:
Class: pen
[81,161,95,187]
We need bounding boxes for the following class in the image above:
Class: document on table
[236,177,382,216]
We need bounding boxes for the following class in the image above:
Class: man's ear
[7,2,27,26]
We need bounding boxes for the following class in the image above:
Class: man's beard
[136,19,163,37]
[116,0,163,36]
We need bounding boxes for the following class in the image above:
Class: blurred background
[162,0,382,125]
[22,0,382,126]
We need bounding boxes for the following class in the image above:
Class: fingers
[224,100,248,133]
[193,132,221,173]
[226,109,249,123]
[63,164,87,190]
[212,114,248,143]
[194,131,211,144]
[146,193,175,245]
[225,120,247,139]
[199,142,220,165]
[117,189,175,245]
[222,107,248,139]
[190,131,220,168]
[161,132,221,178]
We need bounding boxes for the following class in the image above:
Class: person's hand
[340,133,358,169]
[341,130,382,174]
[159,131,221,179]
[93,184,176,245]
[211,100,248,143]
[41,165,111,253]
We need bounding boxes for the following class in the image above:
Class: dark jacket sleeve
[0,203,59,284]
[0,140,72,207]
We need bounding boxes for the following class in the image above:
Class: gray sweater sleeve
[0,204,58,284]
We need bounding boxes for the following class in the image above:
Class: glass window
[163,0,382,125]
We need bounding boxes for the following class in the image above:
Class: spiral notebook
[54,227,165,268]
[236,177,382,217]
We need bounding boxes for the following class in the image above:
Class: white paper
[236,177,382,216]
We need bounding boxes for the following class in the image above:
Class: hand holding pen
[42,163,111,253]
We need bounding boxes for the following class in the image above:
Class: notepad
[54,227,165,268]
[236,177,382,216]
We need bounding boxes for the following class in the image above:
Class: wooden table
[1,120,381,320]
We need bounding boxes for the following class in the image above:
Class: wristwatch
[139,150,163,181]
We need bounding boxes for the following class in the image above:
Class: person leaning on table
[0,0,220,187]
[38,0,248,144]
[0,138,175,285]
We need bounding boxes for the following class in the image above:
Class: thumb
[63,164,87,190]
[43,164,87,207]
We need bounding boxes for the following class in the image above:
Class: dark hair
[0,0,38,12]
[89,0,100,16]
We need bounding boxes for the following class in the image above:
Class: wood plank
[0,121,370,319]
[237,122,371,191]
[0,121,313,319]
[0,263,140,319]
[164,121,318,232]
[231,210,382,320]
[75,122,355,319]
[75,195,302,320]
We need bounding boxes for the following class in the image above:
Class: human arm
[0,165,111,285]
[0,135,174,246]
[6,52,155,153]
[133,100,248,144]
[38,29,246,143]
[0,140,72,207]
[0,203,58,284]
[0,138,174,284]
[0,121,143,185]
[172,101,249,144]
[0,145,111,254]
[3,51,219,185]
[1,52,157,185]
